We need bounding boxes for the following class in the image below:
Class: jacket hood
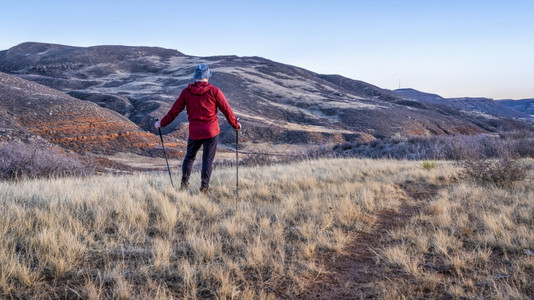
[189,82,211,95]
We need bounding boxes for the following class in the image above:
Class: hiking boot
[199,186,209,195]
[180,182,189,191]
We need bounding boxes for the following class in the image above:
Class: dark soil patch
[398,180,440,201]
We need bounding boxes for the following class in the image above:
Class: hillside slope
[2,42,530,150]
[498,99,534,117]
[0,71,163,154]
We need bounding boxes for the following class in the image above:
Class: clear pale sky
[2,0,533,99]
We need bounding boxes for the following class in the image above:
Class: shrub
[0,141,91,180]
[332,133,534,161]
[460,156,528,188]
[420,161,437,171]
[239,152,275,166]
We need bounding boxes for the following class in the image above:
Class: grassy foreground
[0,158,532,299]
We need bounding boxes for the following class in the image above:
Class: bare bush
[0,141,91,180]
[333,132,534,161]
[239,151,275,166]
[451,133,531,187]
[235,149,311,167]
[461,155,528,188]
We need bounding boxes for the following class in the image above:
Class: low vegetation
[331,131,534,160]
[419,160,438,171]
[461,155,528,188]
[373,159,534,299]
[0,141,92,180]
[0,158,402,298]
[1,156,532,299]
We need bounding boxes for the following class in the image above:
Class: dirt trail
[300,181,439,299]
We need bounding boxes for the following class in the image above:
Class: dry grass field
[0,158,532,299]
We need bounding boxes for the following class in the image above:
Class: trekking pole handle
[153,117,164,142]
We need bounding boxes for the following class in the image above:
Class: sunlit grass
[0,158,532,298]
[0,158,409,298]
[372,159,534,299]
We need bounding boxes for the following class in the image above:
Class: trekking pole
[154,117,174,187]
[235,119,241,204]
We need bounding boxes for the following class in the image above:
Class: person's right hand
[237,123,242,130]
[155,120,161,129]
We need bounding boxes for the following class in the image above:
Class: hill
[498,98,534,116]
[1,42,531,154]
[0,71,167,155]
[391,88,445,104]
[393,88,533,120]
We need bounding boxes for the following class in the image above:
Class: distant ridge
[392,88,445,104]
[393,88,533,121]
[497,99,534,116]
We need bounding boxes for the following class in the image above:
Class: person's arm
[216,89,240,129]
[160,90,187,127]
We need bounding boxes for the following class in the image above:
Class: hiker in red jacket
[155,63,241,193]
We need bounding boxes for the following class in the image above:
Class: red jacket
[161,82,239,140]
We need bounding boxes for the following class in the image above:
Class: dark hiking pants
[181,135,218,189]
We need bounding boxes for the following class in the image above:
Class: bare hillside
[0,71,168,155]
[2,42,530,151]
[498,98,534,117]
[394,88,533,121]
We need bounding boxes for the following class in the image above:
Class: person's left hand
[237,123,242,130]
[155,120,161,129]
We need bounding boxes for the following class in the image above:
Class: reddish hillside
[0,71,181,155]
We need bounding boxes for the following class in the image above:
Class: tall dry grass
[0,158,418,299]
[1,157,531,299]
[373,159,534,299]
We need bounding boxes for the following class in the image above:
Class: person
[155,63,240,193]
